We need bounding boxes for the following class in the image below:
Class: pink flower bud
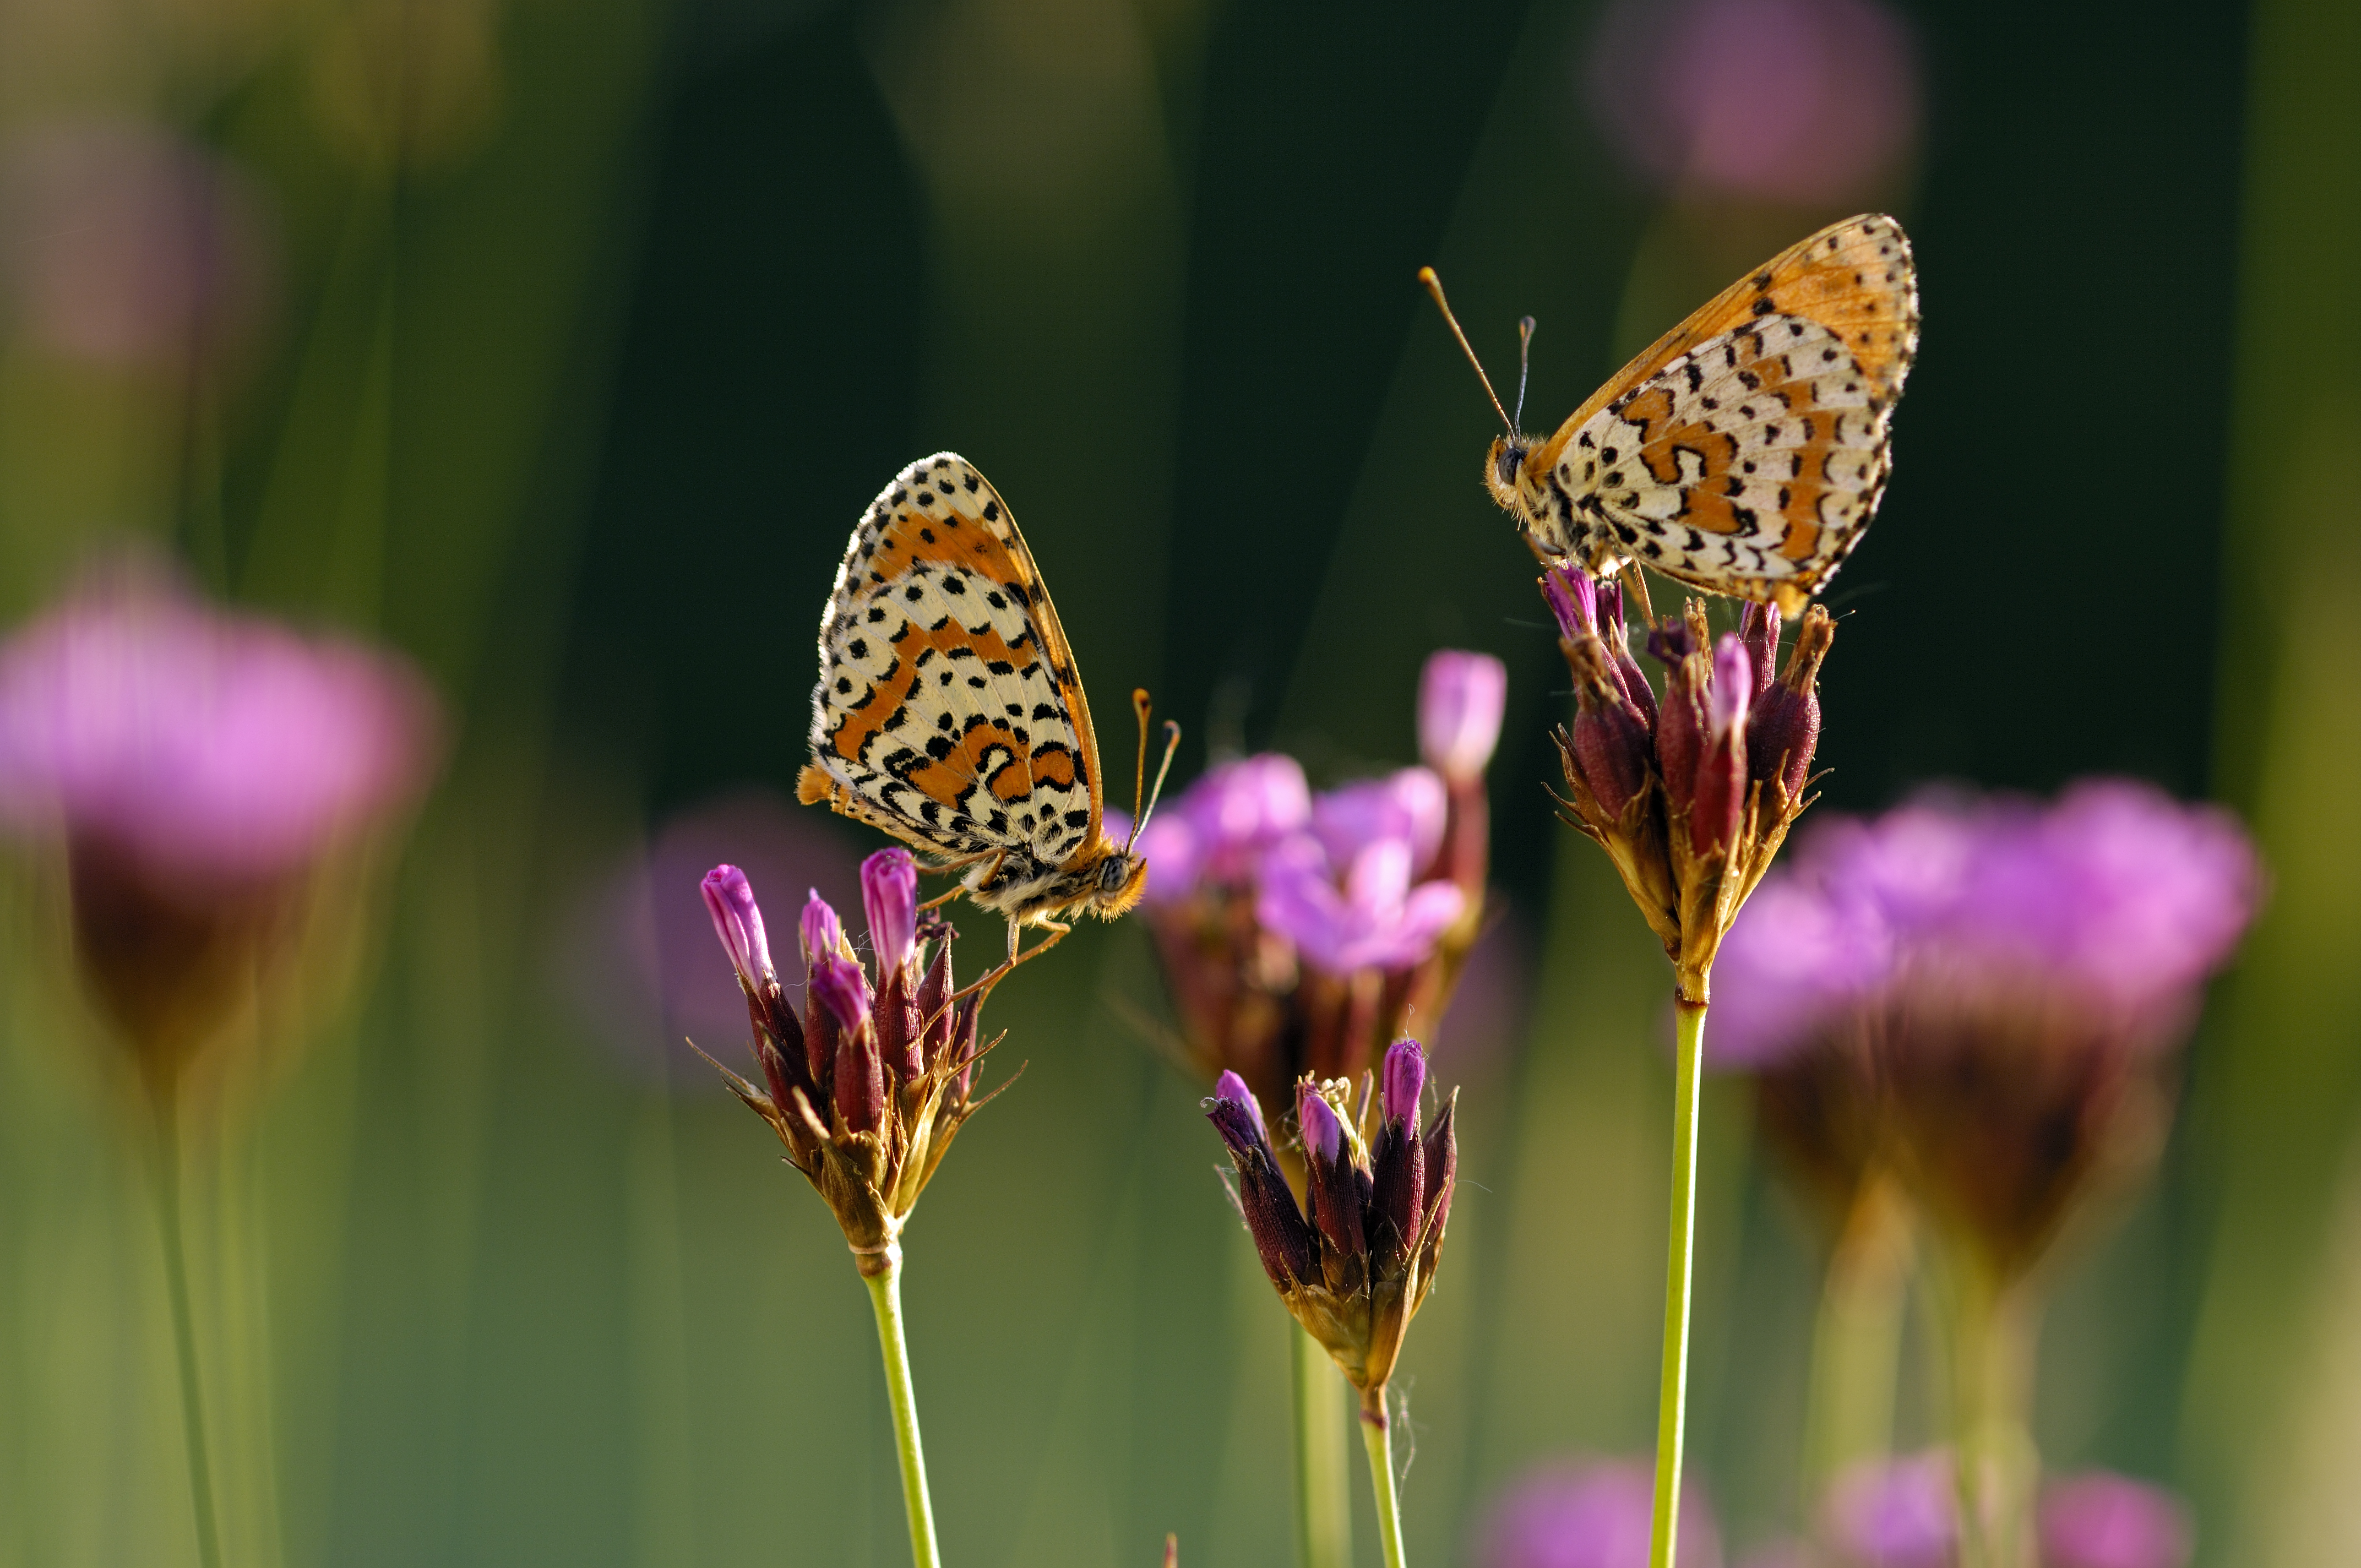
[809,954,872,1037]
[799,889,845,968]
[1418,650,1508,783]
[859,847,920,979]
[700,864,772,992]
[1381,1038,1427,1133]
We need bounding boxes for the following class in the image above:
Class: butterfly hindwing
[806,454,1105,875]
[1521,214,1918,606]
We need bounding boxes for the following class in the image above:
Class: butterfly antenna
[1417,266,1514,435]
[1514,315,1536,430]
[1125,689,1182,853]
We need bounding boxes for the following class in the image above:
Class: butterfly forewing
[806,454,1105,875]
[1521,214,1918,608]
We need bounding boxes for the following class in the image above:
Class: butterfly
[1423,213,1918,614]
[798,453,1175,965]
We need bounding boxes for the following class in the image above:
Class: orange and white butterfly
[1426,213,1918,614]
[798,453,1170,962]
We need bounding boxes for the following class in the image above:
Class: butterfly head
[1085,845,1150,920]
[1484,435,1531,510]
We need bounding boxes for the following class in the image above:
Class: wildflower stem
[863,1255,943,1568]
[1290,1322,1353,1568]
[1648,998,1709,1568]
[1940,1248,2037,1568]
[148,1075,225,1568]
[1361,1404,1409,1568]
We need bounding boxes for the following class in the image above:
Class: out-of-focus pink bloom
[1256,834,1465,974]
[0,121,274,372]
[1824,1451,1954,1568]
[0,566,434,889]
[1163,753,1313,892]
[1477,1456,1721,1568]
[1586,0,1920,206]
[1419,650,1508,785]
[1312,767,1448,873]
[2038,1472,2191,1568]
[1711,781,2262,1069]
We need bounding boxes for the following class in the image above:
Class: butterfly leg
[958,918,1071,999]
[919,850,1006,912]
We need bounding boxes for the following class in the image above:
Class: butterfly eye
[1494,443,1526,489]
[1100,857,1129,892]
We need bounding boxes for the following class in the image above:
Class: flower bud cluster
[1204,1039,1458,1416]
[1139,650,1503,1146]
[1544,567,1832,1003]
[698,849,997,1276]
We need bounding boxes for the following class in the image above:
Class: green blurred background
[1,0,2355,1564]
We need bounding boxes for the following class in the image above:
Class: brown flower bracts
[1204,1039,1456,1421]
[1544,566,1834,1003]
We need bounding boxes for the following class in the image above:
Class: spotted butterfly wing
[1487,213,1918,612]
[798,453,1146,934]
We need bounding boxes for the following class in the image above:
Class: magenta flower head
[1418,650,1508,786]
[1477,1456,1721,1568]
[701,864,772,992]
[2038,1472,2191,1568]
[1715,781,2260,1270]
[0,563,436,1070]
[860,847,920,981]
[1312,767,1449,875]
[698,875,1003,1276]
[1206,1052,1457,1420]
[1823,1451,1954,1568]
[1257,835,1466,977]
[1177,752,1314,886]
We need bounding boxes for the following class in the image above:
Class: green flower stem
[149,1076,225,1568]
[1648,998,1710,1568]
[1290,1324,1353,1568]
[1941,1250,2037,1568]
[863,1253,943,1568]
[1800,1177,1916,1496]
[1361,1402,1408,1568]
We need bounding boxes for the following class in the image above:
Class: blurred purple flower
[1312,766,1448,873]
[0,121,275,372]
[1712,781,2260,1068]
[0,565,434,888]
[1478,1456,1721,1568]
[2038,1472,2191,1568]
[1420,650,1508,785]
[1586,0,1921,206]
[1824,1451,1954,1568]
[1141,752,1312,902]
[1256,834,1465,974]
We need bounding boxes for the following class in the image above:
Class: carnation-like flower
[1204,1040,1456,1416]
[1476,1456,1722,1568]
[1712,780,2261,1273]
[698,852,1000,1273]
[0,564,437,1069]
[1139,652,1502,1148]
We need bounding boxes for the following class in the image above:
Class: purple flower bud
[1707,634,1753,739]
[1739,601,1780,700]
[916,940,954,1068]
[1601,583,1658,731]
[1369,1041,1429,1262]
[1207,1090,1315,1288]
[1543,564,1597,640]
[1747,605,1832,805]
[860,847,921,980]
[1569,638,1655,818]
[809,954,872,1037]
[2039,1472,2191,1568]
[1216,1070,1265,1136]
[799,889,846,968]
[1419,650,1508,784]
[1297,1080,1366,1260]
[1382,1038,1427,1132]
[1656,668,1705,816]
[700,863,773,992]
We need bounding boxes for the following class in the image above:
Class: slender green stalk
[1361,1405,1408,1568]
[1290,1323,1353,1568]
[1940,1251,2037,1568]
[1799,1177,1914,1498]
[863,1257,942,1568]
[1648,999,1709,1568]
[149,1076,225,1568]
